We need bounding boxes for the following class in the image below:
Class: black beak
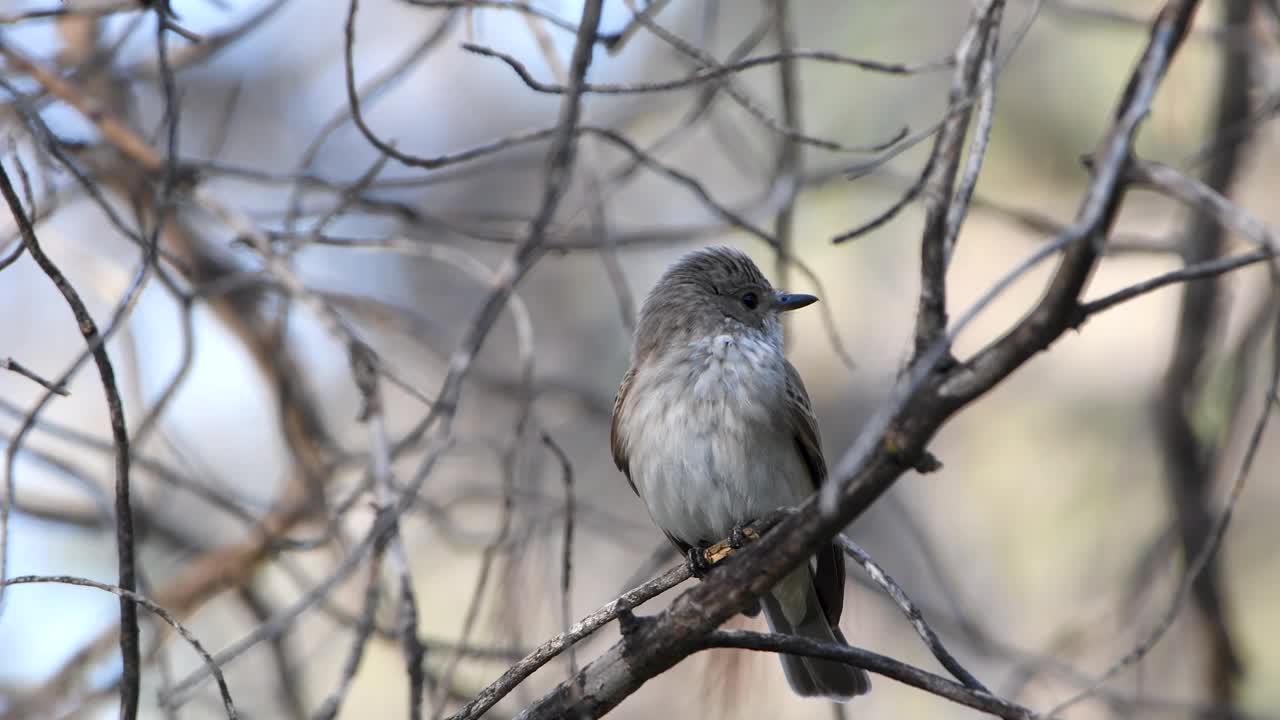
[774,292,818,312]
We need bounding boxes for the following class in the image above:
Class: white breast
[619,332,814,547]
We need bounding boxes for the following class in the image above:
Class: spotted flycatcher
[611,246,869,701]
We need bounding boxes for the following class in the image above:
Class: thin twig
[770,0,800,348]
[913,0,1005,360]
[0,357,69,395]
[235,586,306,720]
[461,42,950,93]
[605,0,908,154]
[542,433,578,677]
[158,440,451,708]
[448,565,690,720]
[308,550,385,720]
[1079,250,1274,318]
[1,575,237,719]
[285,9,459,233]
[1126,158,1278,252]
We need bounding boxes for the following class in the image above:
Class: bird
[610,245,869,701]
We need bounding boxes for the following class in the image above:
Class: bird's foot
[686,546,713,579]
[686,524,765,579]
[728,523,760,550]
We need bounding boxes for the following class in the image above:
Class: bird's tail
[759,567,870,702]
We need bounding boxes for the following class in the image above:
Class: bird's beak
[773,291,818,312]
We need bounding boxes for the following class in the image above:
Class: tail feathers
[760,570,870,702]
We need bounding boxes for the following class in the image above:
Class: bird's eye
[741,291,759,310]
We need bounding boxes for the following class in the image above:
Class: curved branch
[698,631,1035,720]
[836,534,987,692]
[2,575,237,719]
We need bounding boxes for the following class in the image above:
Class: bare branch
[913,0,1005,359]
[0,356,69,396]
[836,534,987,693]
[1,575,237,719]
[1079,249,1274,318]
[1126,158,1277,252]
[461,42,950,94]
[698,631,1037,720]
[542,433,578,677]
[0,159,143,719]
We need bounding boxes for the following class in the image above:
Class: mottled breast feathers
[611,359,826,493]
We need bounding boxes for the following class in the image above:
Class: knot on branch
[348,340,381,421]
[883,431,944,474]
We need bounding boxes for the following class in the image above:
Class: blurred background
[0,0,1278,718]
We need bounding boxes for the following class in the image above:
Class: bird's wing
[783,359,826,490]
[611,367,691,553]
[610,366,638,497]
[783,359,845,627]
